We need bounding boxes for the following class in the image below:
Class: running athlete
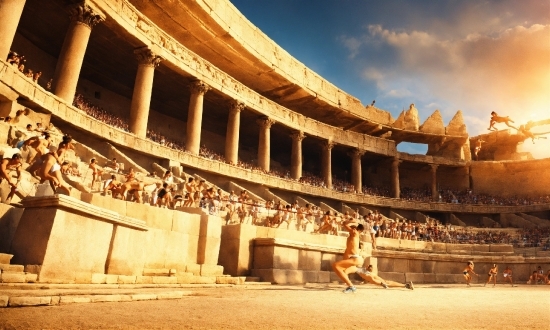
[463,261,478,287]
[332,220,365,293]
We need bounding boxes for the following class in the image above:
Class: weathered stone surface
[392,104,419,131]
[131,294,157,301]
[157,291,190,299]
[9,296,51,307]
[90,295,125,303]
[378,271,406,283]
[200,264,224,277]
[0,295,8,307]
[135,276,154,284]
[91,273,106,284]
[60,296,92,304]
[446,110,468,136]
[419,110,445,135]
[0,272,26,283]
[152,276,178,284]
[117,275,137,284]
[0,264,23,272]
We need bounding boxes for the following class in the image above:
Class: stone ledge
[254,238,344,254]
[21,194,147,230]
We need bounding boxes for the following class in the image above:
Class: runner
[331,220,364,293]
[484,264,498,287]
[463,261,478,287]
[356,265,414,290]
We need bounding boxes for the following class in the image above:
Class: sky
[229,0,550,158]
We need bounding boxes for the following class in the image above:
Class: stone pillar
[52,2,104,102]
[185,80,210,155]
[256,116,275,172]
[430,164,439,202]
[225,100,245,165]
[391,158,401,199]
[290,130,306,180]
[350,149,366,193]
[321,140,335,189]
[128,47,163,139]
[0,0,26,61]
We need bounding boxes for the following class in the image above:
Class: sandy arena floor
[0,283,548,330]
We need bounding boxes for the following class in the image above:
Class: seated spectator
[104,158,120,173]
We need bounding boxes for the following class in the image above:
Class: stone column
[52,2,104,102]
[350,149,366,193]
[256,116,275,172]
[430,164,439,202]
[185,80,210,155]
[225,100,245,165]
[0,0,26,61]
[290,130,306,180]
[128,47,163,139]
[391,158,401,199]
[321,140,335,189]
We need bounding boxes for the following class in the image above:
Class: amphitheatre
[0,0,549,327]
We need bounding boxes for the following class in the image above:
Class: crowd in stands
[6,50,44,85]
[71,93,550,208]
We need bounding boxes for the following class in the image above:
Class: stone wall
[8,194,222,283]
[471,160,550,197]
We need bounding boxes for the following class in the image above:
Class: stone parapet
[0,60,549,214]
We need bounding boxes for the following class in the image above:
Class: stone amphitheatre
[0,0,549,327]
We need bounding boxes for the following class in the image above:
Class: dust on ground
[0,284,548,330]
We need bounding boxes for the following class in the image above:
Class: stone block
[105,274,119,284]
[9,296,51,307]
[152,276,178,284]
[251,269,303,284]
[193,276,216,284]
[0,263,23,272]
[74,272,92,284]
[329,272,340,283]
[273,246,299,270]
[90,295,124,303]
[424,273,436,283]
[130,203,173,231]
[117,275,136,284]
[157,291,189,300]
[253,245,275,269]
[172,213,201,236]
[200,264,224,276]
[0,295,8,307]
[197,236,221,265]
[298,250,321,271]
[106,224,147,276]
[176,272,195,284]
[186,264,201,276]
[199,214,222,238]
[60,296,92,304]
[0,272,26,283]
[320,253,338,271]
[50,296,60,305]
[405,272,425,284]
[135,276,154,284]
[378,272,405,283]
[392,259,409,273]
[187,235,200,265]
[318,271,331,283]
[435,273,464,284]
[302,270,318,283]
[216,276,245,285]
[91,273,106,284]
[143,268,171,276]
[25,273,38,283]
[24,264,41,274]
[407,260,424,273]
[131,294,157,301]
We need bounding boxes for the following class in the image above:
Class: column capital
[429,164,439,171]
[290,130,306,142]
[320,140,335,151]
[348,148,366,159]
[256,116,275,129]
[134,47,163,67]
[68,2,105,29]
[189,80,211,95]
[228,100,245,114]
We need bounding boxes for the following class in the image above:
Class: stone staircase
[0,253,37,283]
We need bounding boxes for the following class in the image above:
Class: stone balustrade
[1,60,549,214]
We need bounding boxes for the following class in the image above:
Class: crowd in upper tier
[70,93,550,207]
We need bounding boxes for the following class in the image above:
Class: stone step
[0,254,13,265]
[0,264,24,273]
[142,268,177,277]
[0,272,37,283]
[245,276,261,282]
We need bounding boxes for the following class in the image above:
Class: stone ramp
[517,213,550,228]
[260,188,288,205]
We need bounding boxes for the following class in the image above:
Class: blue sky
[230,0,550,157]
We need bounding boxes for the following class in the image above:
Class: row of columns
[0,1,445,200]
